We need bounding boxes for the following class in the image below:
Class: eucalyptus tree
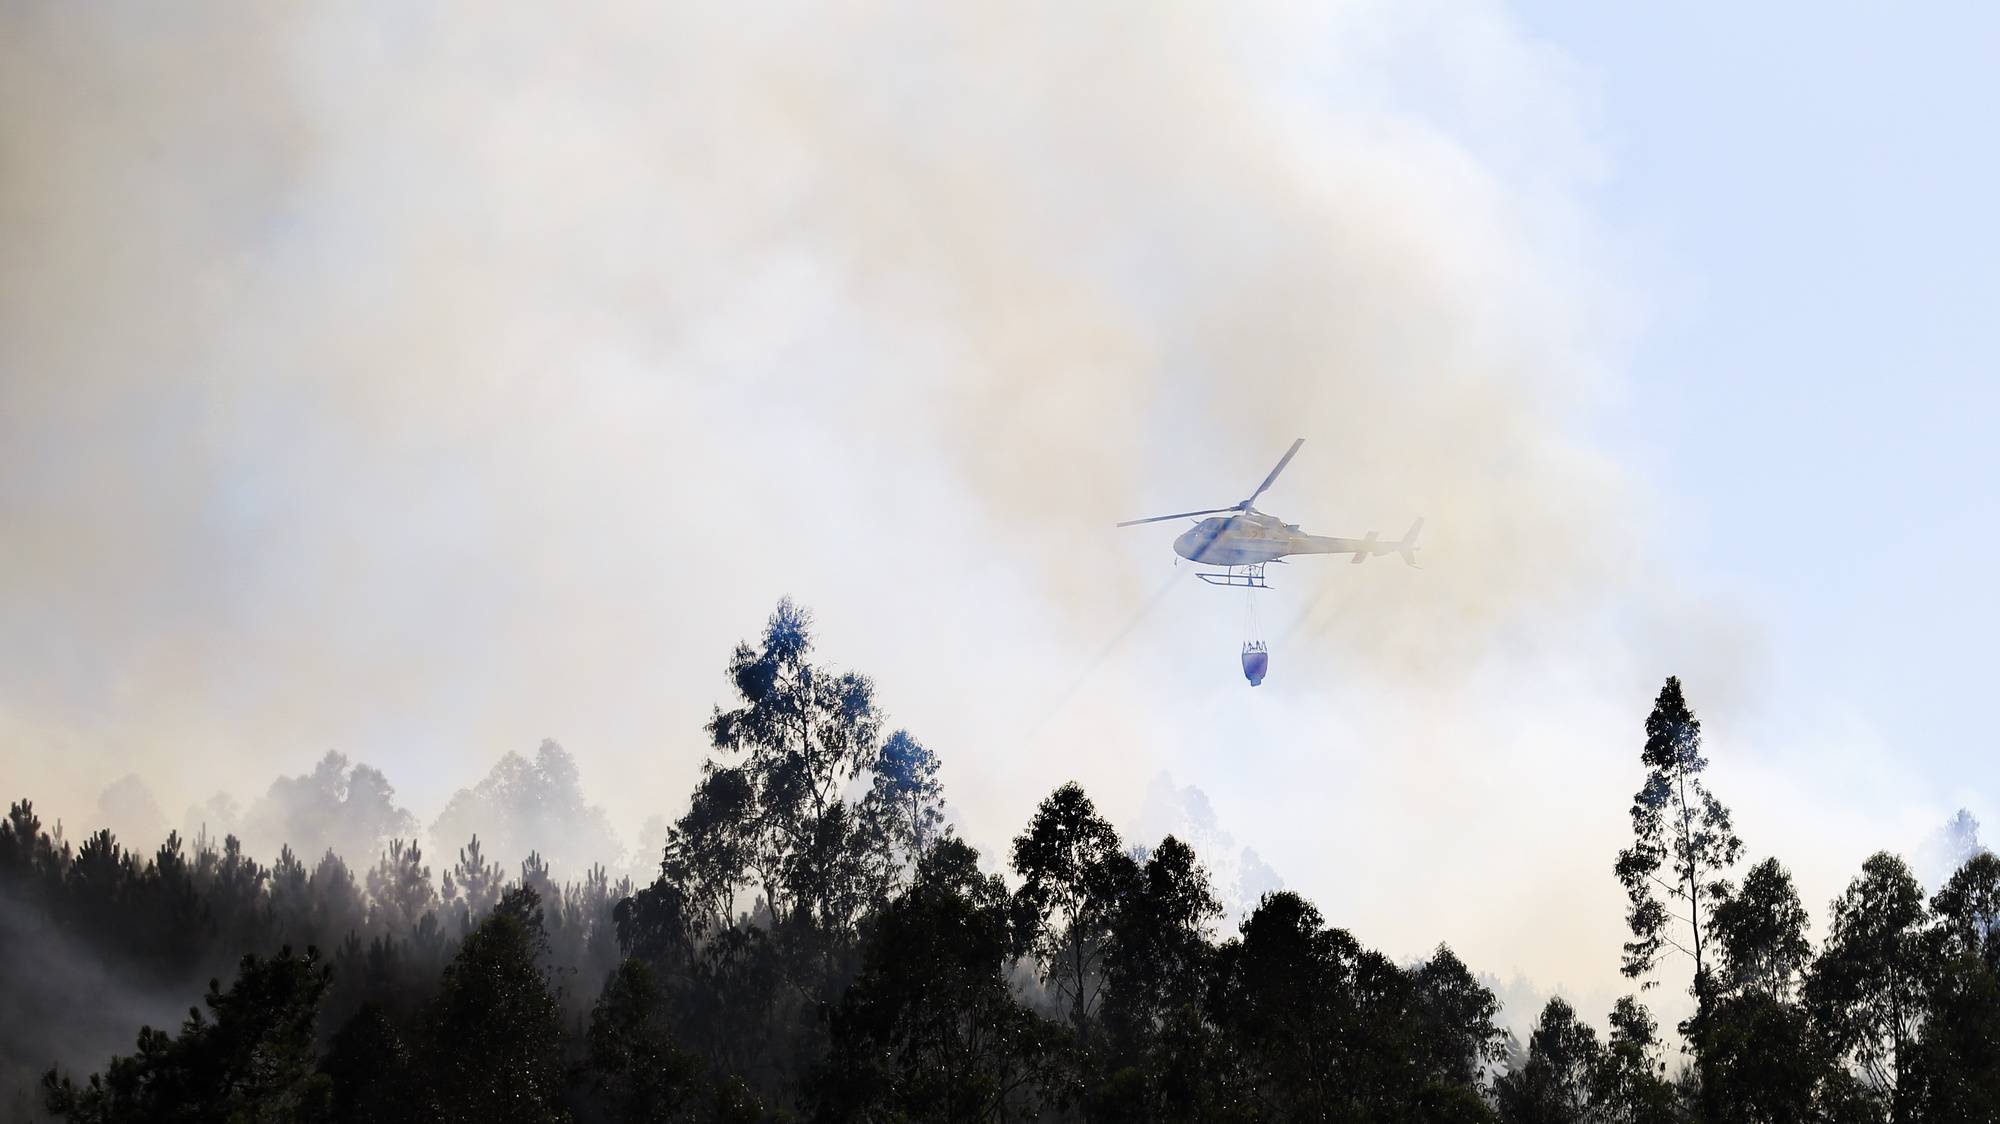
[1614,676,1742,1111]
[1010,782,1138,1037]
[1805,852,1928,1121]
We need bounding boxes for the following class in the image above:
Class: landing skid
[1196,563,1270,589]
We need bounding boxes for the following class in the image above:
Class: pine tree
[43,947,333,1122]
[415,888,569,1124]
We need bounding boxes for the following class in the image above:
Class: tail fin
[1396,516,1424,567]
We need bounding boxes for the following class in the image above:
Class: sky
[4,1,1995,1031]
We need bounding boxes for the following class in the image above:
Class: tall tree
[1494,997,1601,1124]
[1097,835,1230,1122]
[414,888,569,1124]
[816,839,1057,1123]
[365,839,438,936]
[320,1003,412,1124]
[1906,851,2000,1122]
[444,834,503,933]
[1700,857,1827,1123]
[1594,997,1677,1124]
[1613,676,1741,1111]
[704,597,885,934]
[1711,857,1813,1002]
[1409,945,1506,1090]
[1214,890,1433,1121]
[584,960,704,1123]
[857,729,947,894]
[1010,782,1137,1037]
[1805,852,1928,1121]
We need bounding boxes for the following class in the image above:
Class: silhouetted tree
[584,960,703,1123]
[1806,852,1928,1121]
[1905,852,2000,1122]
[1213,890,1462,1122]
[1593,996,1677,1124]
[320,1002,412,1124]
[1693,856,1829,1120]
[659,767,758,934]
[414,887,569,1123]
[816,838,1057,1123]
[1495,997,1600,1124]
[1011,782,1137,1038]
[704,597,885,936]
[1712,857,1813,1002]
[365,839,437,937]
[1095,835,1230,1121]
[858,730,948,893]
[443,833,503,934]
[43,946,332,1122]
[1614,676,1741,1114]
[309,848,367,943]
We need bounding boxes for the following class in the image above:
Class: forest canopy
[4,600,1997,1122]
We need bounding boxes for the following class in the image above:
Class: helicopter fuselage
[1116,439,1421,573]
[1173,511,1346,567]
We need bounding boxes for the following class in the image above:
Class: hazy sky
[4,1,1994,1024]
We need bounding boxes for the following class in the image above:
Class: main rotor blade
[1116,506,1240,528]
[1243,437,1304,507]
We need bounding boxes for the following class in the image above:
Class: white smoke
[2,0,1729,1007]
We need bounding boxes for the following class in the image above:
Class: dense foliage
[5,601,1998,1122]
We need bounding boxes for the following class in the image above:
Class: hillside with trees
[5,600,1997,1122]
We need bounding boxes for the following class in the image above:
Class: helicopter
[1116,438,1422,590]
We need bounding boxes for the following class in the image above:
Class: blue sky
[1523,3,2000,789]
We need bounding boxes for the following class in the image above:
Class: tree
[1806,852,1928,1120]
[705,597,885,936]
[430,740,624,880]
[308,848,367,944]
[585,960,703,1123]
[365,839,438,936]
[658,765,758,934]
[242,752,417,870]
[815,839,1057,1123]
[443,833,503,933]
[1711,857,1813,1002]
[1010,782,1137,1037]
[1410,945,1506,1089]
[1929,850,2000,973]
[270,845,312,944]
[1699,857,1826,1122]
[43,947,333,1123]
[1214,890,1442,1122]
[1494,997,1601,1124]
[857,729,948,895]
[1594,997,1677,1124]
[320,1003,412,1124]
[1701,990,1824,1124]
[1904,852,2000,1122]
[1098,835,1230,1122]
[1613,677,1741,1112]
[414,888,569,1124]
